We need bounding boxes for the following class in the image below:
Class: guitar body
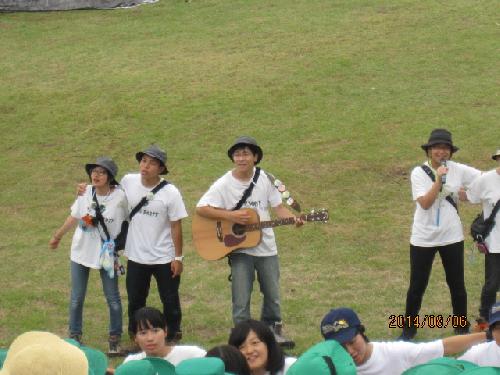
[192,208,263,260]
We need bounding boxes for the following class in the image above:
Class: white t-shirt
[466,169,500,253]
[458,341,500,366]
[70,185,128,269]
[410,161,480,247]
[196,168,283,257]
[123,345,206,366]
[120,174,188,265]
[356,340,444,375]
[275,357,296,375]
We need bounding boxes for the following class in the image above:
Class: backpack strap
[232,167,261,211]
[485,199,500,226]
[129,180,169,220]
[421,165,458,212]
[322,356,337,375]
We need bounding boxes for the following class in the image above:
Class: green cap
[0,349,8,369]
[116,358,176,375]
[176,357,234,375]
[65,338,108,375]
[461,367,500,375]
[287,340,356,375]
[403,357,478,374]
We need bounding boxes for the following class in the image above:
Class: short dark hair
[228,320,284,375]
[132,307,167,335]
[206,345,251,375]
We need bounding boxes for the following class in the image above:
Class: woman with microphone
[399,129,481,341]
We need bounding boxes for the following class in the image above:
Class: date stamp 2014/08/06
[388,315,468,329]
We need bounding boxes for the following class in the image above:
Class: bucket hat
[287,340,356,375]
[0,331,89,375]
[65,338,108,375]
[227,136,263,164]
[136,145,168,174]
[402,357,477,374]
[115,357,176,375]
[176,357,234,375]
[320,308,361,344]
[488,302,500,328]
[421,128,459,153]
[85,156,119,186]
[491,149,500,161]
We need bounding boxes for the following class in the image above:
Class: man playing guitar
[195,136,302,349]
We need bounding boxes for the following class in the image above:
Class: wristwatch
[174,256,184,262]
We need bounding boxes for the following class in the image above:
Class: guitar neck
[245,217,297,231]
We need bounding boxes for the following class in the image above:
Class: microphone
[440,160,447,184]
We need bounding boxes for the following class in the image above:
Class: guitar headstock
[304,208,329,223]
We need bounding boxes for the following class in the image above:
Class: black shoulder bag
[421,165,458,212]
[115,180,169,250]
[470,199,500,244]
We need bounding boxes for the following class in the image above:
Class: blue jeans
[69,261,123,336]
[229,253,281,326]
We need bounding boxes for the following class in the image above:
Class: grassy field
[0,0,498,364]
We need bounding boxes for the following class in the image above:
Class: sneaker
[473,317,489,332]
[166,331,182,345]
[107,335,126,357]
[270,322,295,349]
[68,333,83,345]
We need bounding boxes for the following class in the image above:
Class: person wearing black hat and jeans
[50,156,128,354]
[120,145,188,345]
[195,136,302,348]
[321,307,486,375]
[465,149,500,328]
[400,129,481,341]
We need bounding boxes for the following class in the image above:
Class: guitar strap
[421,165,458,212]
[232,167,261,211]
[265,170,302,212]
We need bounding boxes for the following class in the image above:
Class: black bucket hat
[227,136,263,164]
[421,128,459,153]
[135,145,168,174]
[85,156,119,186]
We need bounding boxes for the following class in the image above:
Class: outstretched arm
[272,204,303,227]
[442,332,486,355]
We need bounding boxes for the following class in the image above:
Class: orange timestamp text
[388,315,468,329]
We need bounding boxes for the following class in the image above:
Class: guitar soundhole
[232,224,245,236]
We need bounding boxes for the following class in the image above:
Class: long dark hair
[228,320,284,375]
[206,345,251,375]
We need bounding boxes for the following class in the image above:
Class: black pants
[404,242,467,332]
[479,253,500,319]
[126,260,181,338]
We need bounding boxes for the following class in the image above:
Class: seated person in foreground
[123,306,206,365]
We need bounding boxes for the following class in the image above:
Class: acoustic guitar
[192,208,329,260]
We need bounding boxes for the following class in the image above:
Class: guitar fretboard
[245,217,297,231]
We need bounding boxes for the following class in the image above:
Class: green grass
[0,0,498,365]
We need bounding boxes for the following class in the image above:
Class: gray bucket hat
[135,145,168,174]
[85,156,119,186]
[491,149,500,161]
[227,136,263,164]
[421,128,459,153]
